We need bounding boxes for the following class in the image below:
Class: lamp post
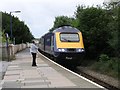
[5,33,10,61]
[10,11,21,44]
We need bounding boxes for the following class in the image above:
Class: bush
[99,54,110,62]
[91,55,119,79]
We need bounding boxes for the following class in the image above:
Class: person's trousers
[31,53,37,66]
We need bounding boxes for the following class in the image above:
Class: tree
[103,1,120,57]
[49,16,75,31]
[2,12,34,44]
[117,4,120,57]
[75,6,112,58]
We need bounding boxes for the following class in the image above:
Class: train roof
[40,26,80,39]
[41,32,53,38]
[53,26,80,33]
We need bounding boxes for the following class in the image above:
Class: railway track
[74,67,119,90]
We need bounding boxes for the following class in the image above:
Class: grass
[80,56,120,80]
[90,57,120,80]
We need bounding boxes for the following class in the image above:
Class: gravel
[77,66,119,89]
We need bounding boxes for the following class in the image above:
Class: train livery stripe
[55,32,84,48]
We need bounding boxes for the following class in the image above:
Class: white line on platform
[39,53,107,89]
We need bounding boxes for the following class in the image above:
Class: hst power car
[39,26,85,66]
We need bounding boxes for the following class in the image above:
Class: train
[39,26,85,66]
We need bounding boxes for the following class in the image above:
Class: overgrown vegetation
[1,12,34,44]
[91,54,120,79]
[49,2,120,79]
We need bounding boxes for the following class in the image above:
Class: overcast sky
[0,0,105,38]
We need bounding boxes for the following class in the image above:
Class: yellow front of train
[56,32,84,49]
[54,31,85,62]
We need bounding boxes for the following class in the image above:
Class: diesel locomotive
[39,26,85,66]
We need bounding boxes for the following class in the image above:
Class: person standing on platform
[30,41,38,66]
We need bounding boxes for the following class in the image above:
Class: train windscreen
[60,33,79,42]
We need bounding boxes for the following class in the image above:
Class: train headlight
[58,49,65,52]
[78,49,84,52]
[58,49,62,52]
[58,49,61,52]
[61,49,65,52]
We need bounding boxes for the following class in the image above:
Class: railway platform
[0,48,106,89]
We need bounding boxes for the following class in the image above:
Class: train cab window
[60,33,79,42]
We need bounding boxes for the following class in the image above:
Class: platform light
[10,11,21,44]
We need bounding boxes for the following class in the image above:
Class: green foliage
[49,16,75,31]
[118,6,120,57]
[2,12,34,44]
[105,3,120,57]
[91,56,120,79]
[75,6,112,58]
[1,30,6,42]
[0,30,2,43]
[99,54,110,62]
